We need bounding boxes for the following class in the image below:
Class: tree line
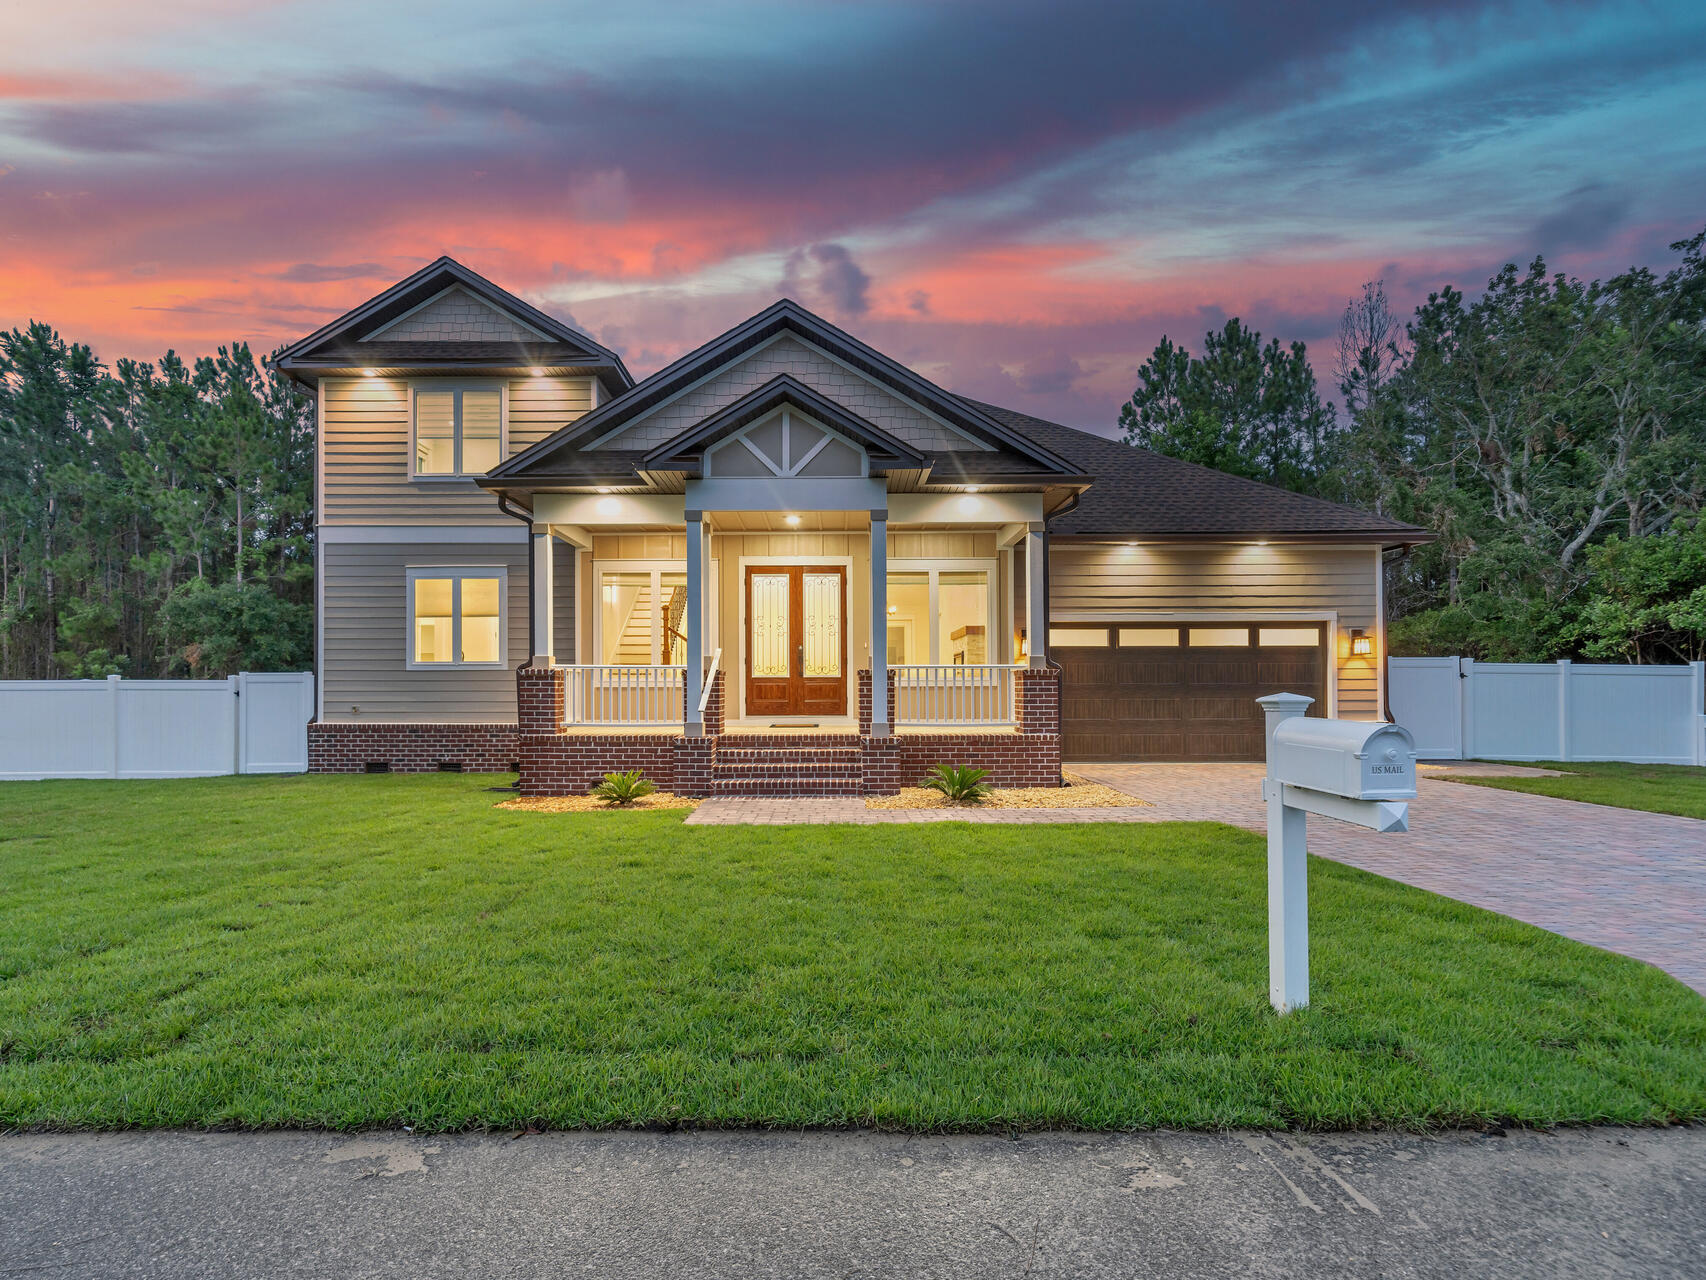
[4,229,1702,679]
[1122,228,1706,664]
[0,325,313,679]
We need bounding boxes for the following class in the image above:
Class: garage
[1053,622,1327,762]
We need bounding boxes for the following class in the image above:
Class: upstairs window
[407,568,507,668]
[413,386,503,477]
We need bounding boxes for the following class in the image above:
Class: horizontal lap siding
[1049,543,1381,719]
[320,376,592,525]
[321,540,535,723]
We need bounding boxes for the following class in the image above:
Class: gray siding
[1049,542,1383,718]
[321,539,535,723]
[552,538,577,662]
[319,375,593,525]
[596,336,976,452]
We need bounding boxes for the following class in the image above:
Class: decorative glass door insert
[744,565,847,717]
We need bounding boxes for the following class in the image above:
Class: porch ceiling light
[596,487,613,494]
[362,368,378,377]
[965,485,980,493]
[784,513,801,526]
[530,367,546,377]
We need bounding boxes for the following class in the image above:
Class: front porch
[515,501,1062,796]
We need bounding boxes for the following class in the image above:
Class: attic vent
[363,761,392,774]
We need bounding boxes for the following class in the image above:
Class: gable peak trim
[358,283,554,343]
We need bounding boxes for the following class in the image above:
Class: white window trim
[408,381,509,481]
[591,559,701,667]
[405,566,510,670]
[704,406,870,479]
[885,558,999,666]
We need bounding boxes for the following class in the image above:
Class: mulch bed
[495,792,701,813]
[866,771,1147,810]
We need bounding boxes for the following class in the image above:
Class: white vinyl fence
[0,672,314,780]
[1389,656,1706,765]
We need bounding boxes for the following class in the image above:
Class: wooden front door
[744,565,847,717]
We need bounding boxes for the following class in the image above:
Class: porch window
[412,386,503,477]
[885,565,994,664]
[407,568,507,668]
[597,567,689,665]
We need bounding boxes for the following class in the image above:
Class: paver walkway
[685,797,1158,824]
[1073,762,1706,995]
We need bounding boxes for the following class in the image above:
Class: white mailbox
[1270,718,1417,802]
[1255,692,1417,1015]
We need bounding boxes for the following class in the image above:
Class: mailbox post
[1257,693,1417,1014]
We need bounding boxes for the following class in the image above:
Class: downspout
[498,493,537,670]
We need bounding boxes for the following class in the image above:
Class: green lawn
[2,773,1703,1133]
[1445,761,1706,820]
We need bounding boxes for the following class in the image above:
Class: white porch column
[869,511,889,736]
[684,510,705,736]
[1026,523,1047,668]
[531,525,554,666]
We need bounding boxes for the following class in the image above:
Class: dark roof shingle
[962,399,1429,542]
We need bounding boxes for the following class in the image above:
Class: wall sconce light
[1349,628,1372,656]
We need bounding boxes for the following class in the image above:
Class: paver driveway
[1072,763,1706,995]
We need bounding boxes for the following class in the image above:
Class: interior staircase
[708,734,863,796]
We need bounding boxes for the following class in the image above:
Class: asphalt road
[3,1125,1702,1278]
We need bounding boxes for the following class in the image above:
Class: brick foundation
[519,731,682,796]
[308,721,520,774]
[508,664,1062,797]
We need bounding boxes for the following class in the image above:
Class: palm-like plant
[592,769,657,807]
[919,764,993,805]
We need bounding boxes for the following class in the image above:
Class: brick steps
[707,776,864,797]
[710,736,862,796]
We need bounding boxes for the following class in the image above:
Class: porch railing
[891,664,1020,727]
[563,664,687,727]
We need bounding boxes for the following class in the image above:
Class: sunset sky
[3,0,1703,428]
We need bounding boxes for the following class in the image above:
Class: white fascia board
[685,476,886,513]
[318,524,528,543]
[888,492,1044,525]
[533,492,687,526]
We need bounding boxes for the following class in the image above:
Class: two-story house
[275,258,1427,795]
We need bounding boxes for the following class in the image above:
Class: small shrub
[920,764,993,805]
[592,770,657,807]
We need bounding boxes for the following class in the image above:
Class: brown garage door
[1055,623,1326,761]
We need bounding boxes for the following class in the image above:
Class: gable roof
[962,400,1432,545]
[488,299,1082,482]
[273,257,633,394]
[640,374,929,475]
